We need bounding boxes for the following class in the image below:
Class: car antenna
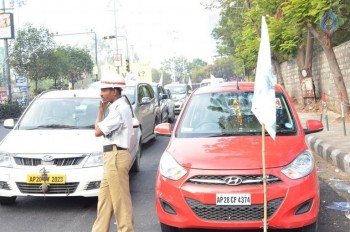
[236,78,239,90]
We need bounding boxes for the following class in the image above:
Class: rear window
[176,91,296,138]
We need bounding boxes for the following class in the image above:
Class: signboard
[0,13,14,39]
[113,54,122,67]
[15,76,28,87]
[301,77,315,98]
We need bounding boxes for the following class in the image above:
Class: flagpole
[262,123,268,232]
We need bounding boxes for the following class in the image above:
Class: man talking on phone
[92,74,134,232]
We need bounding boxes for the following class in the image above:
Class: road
[0,127,349,232]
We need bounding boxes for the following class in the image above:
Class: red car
[154,82,323,232]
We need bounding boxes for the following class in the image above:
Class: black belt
[103,144,127,152]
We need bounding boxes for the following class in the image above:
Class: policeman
[92,74,134,232]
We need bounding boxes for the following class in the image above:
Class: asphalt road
[0,127,349,232]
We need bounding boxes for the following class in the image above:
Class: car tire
[160,223,178,232]
[130,142,141,173]
[0,196,17,205]
[168,110,175,123]
[300,221,318,232]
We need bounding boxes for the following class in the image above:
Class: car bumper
[174,102,184,114]
[0,165,103,198]
[155,168,319,230]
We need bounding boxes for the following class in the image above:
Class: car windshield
[176,91,296,138]
[123,86,136,104]
[18,98,100,130]
[166,86,186,94]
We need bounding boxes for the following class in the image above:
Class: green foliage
[9,24,95,92]
[0,102,23,119]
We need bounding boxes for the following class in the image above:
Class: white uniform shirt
[97,97,133,149]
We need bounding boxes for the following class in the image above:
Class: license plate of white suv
[216,193,251,205]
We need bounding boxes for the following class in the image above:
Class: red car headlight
[159,152,187,180]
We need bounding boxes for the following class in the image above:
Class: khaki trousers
[92,147,134,232]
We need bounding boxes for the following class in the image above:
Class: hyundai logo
[41,155,54,162]
[223,176,243,186]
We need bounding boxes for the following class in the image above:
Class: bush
[0,102,23,119]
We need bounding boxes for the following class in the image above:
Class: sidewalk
[298,111,350,175]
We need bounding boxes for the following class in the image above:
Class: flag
[210,73,216,81]
[159,71,163,85]
[188,76,192,88]
[251,16,276,140]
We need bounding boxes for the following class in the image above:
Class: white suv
[0,90,142,205]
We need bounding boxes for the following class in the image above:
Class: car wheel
[130,142,141,173]
[160,223,178,232]
[0,196,17,205]
[151,121,157,141]
[300,221,318,232]
[168,110,175,123]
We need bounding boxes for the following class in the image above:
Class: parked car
[164,83,192,114]
[151,83,169,123]
[122,81,158,144]
[154,82,323,231]
[165,89,175,123]
[0,90,142,205]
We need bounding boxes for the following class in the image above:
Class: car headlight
[281,150,314,179]
[83,152,103,168]
[159,151,187,180]
[0,153,12,168]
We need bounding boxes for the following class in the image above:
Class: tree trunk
[272,58,284,87]
[294,31,315,106]
[308,26,350,115]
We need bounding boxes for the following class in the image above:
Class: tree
[9,24,56,92]
[281,0,350,114]
[160,56,190,83]
[62,46,94,89]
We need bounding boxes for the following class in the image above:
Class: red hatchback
[154,82,323,232]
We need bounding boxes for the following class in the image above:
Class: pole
[2,0,11,102]
[262,123,268,232]
[113,0,119,73]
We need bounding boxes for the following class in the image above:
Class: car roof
[125,81,150,87]
[194,82,284,94]
[38,89,100,99]
[164,83,188,87]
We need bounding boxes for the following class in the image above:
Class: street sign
[15,76,28,87]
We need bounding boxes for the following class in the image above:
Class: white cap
[100,74,126,89]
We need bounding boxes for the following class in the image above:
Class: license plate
[216,193,251,205]
[26,174,66,184]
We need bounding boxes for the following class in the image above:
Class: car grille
[186,197,284,221]
[187,175,281,186]
[14,157,84,166]
[16,182,79,194]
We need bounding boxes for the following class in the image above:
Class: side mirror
[304,119,323,134]
[160,93,168,100]
[4,118,15,129]
[141,97,152,104]
[154,123,172,137]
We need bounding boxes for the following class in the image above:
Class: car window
[138,84,153,103]
[176,92,296,138]
[166,85,187,94]
[146,84,155,98]
[18,98,100,129]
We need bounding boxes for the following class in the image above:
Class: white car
[0,90,142,205]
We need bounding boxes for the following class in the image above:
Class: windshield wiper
[207,131,263,137]
[276,130,296,135]
[24,124,79,130]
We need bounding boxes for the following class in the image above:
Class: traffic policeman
[92,74,134,232]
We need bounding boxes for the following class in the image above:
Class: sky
[8,0,220,68]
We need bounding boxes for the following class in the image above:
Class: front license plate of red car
[216,193,251,205]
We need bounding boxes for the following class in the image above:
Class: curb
[306,135,350,175]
